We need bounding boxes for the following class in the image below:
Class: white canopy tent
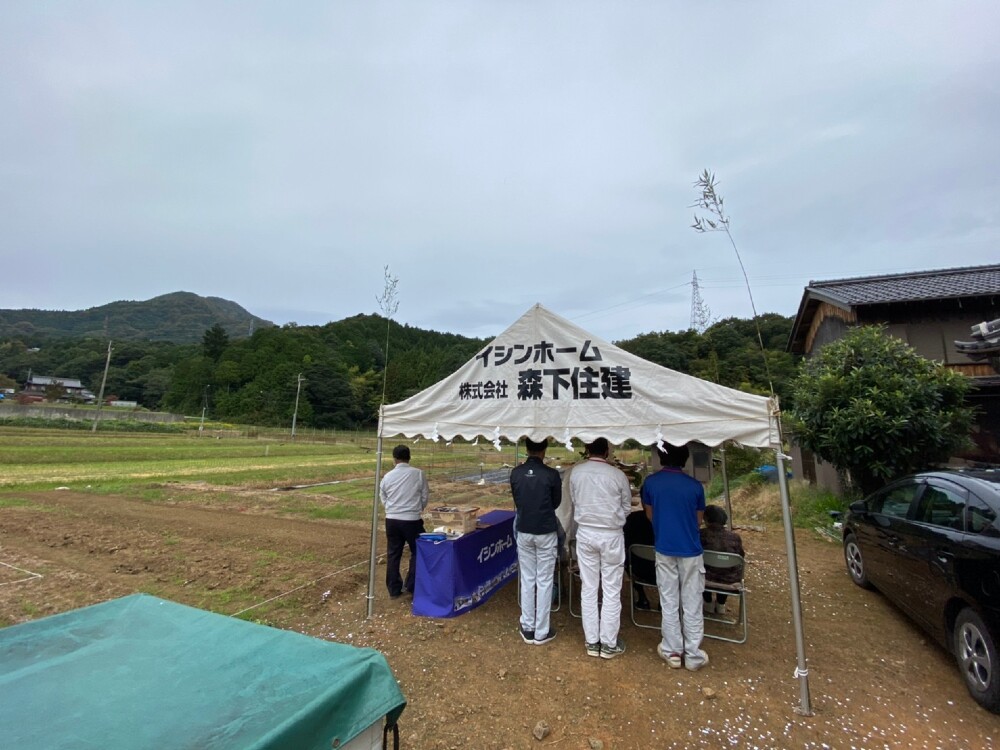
[366,304,812,713]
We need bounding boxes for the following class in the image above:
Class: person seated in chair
[700,505,745,614]
[624,508,656,610]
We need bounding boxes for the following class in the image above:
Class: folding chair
[568,540,582,618]
[627,544,659,630]
[702,550,747,644]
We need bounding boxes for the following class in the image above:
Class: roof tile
[808,264,1000,305]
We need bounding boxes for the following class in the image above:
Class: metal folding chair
[702,550,747,644]
[567,540,582,618]
[627,544,659,630]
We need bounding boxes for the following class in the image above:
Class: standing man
[379,444,429,599]
[510,437,562,645]
[569,438,633,659]
[642,442,708,671]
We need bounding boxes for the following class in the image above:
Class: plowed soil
[2,483,998,749]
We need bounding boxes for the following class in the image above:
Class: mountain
[0,292,274,343]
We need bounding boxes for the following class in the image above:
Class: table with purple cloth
[413,509,517,618]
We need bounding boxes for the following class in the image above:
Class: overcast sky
[2,2,998,342]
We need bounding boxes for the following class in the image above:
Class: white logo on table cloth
[453,561,518,613]
[477,534,514,564]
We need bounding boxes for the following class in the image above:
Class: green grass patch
[303,505,364,521]
[0,497,38,509]
[0,428,381,491]
[790,484,848,530]
[254,551,280,570]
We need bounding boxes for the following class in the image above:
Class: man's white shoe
[657,643,683,669]
[685,649,710,671]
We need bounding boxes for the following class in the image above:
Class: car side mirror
[849,500,868,514]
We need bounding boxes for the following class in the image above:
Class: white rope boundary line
[230,554,385,618]
[0,561,43,587]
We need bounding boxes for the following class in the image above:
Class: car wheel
[843,533,871,589]
[954,608,1000,713]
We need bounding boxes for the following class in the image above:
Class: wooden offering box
[423,505,480,535]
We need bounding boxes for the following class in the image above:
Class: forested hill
[0,308,797,429]
[0,292,274,343]
[0,312,490,428]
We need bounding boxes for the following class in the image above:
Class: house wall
[964,389,1000,463]
[804,303,855,354]
[807,313,851,357]
[790,444,843,495]
[856,299,997,365]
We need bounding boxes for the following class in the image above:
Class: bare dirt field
[2,481,998,749]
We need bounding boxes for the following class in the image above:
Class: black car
[842,469,1000,712]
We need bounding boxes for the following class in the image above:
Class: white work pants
[576,527,625,647]
[655,552,707,667]
[517,531,558,637]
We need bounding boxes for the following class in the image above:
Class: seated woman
[700,505,745,614]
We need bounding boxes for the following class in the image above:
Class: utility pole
[199,385,210,435]
[91,341,112,433]
[290,373,304,439]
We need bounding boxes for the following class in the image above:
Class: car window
[915,482,966,530]
[965,495,1000,537]
[871,483,920,518]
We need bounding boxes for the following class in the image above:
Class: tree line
[0,313,798,429]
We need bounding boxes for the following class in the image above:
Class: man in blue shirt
[641,442,708,671]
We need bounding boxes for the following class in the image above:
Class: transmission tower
[689,271,711,333]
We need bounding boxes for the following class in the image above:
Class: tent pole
[366,411,386,620]
[719,445,733,532]
[776,449,812,715]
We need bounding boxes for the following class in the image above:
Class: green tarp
[0,594,406,749]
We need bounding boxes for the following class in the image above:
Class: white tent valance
[379,303,778,449]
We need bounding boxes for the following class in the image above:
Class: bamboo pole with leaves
[691,169,812,715]
[691,170,774,395]
[367,266,400,618]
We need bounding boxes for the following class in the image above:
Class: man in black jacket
[510,437,562,645]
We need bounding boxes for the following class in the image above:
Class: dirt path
[1,489,998,749]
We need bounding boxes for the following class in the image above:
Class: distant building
[787,263,1000,491]
[23,375,96,403]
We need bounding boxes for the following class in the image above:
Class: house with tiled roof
[786,264,1000,489]
[23,375,96,403]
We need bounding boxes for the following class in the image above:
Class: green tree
[787,326,974,496]
[203,324,230,361]
[44,382,65,401]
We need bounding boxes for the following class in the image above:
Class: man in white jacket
[569,438,633,659]
[379,444,430,598]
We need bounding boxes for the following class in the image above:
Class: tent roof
[380,303,778,449]
[0,594,405,750]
